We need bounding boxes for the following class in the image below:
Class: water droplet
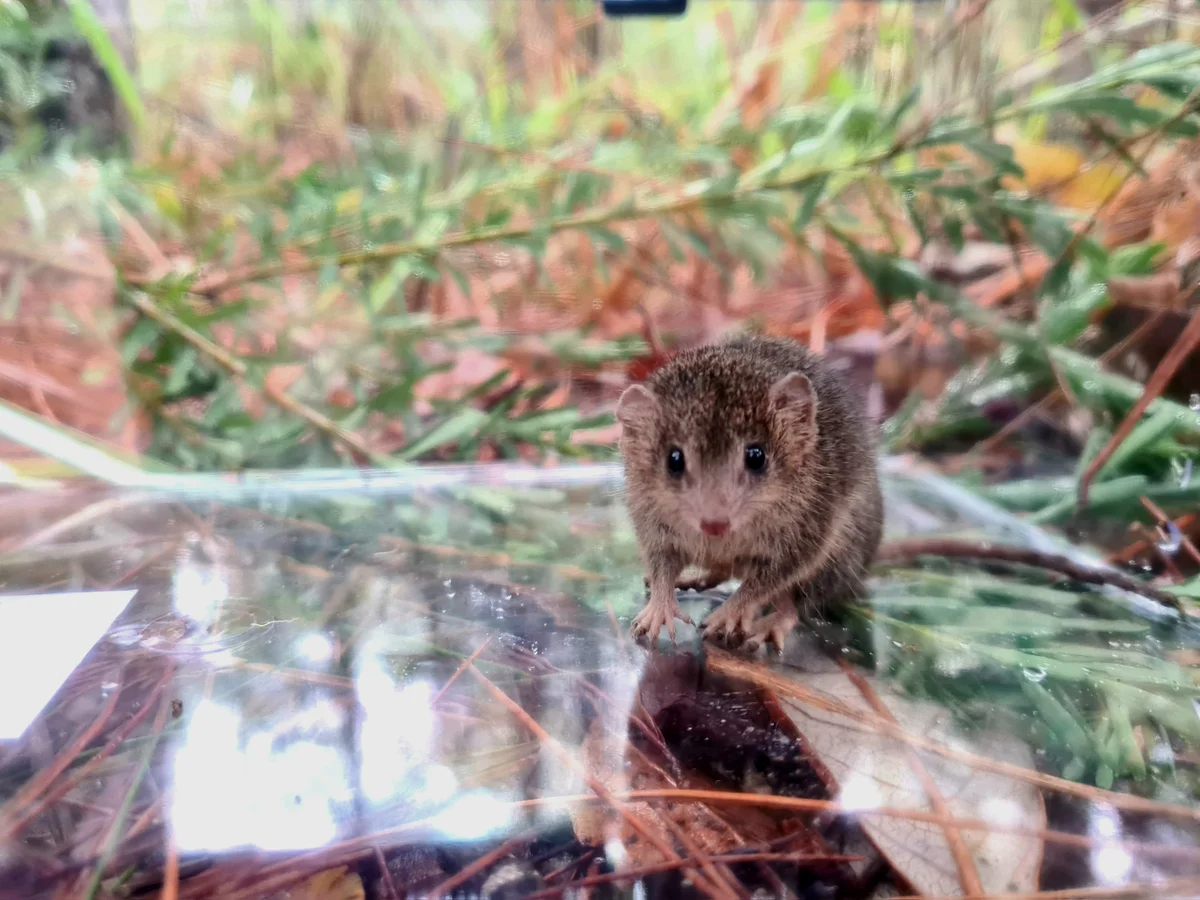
[1181,458,1193,490]
[1149,741,1174,766]
[1157,521,1183,556]
[1022,667,1047,683]
[1190,393,1200,412]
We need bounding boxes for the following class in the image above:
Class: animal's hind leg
[741,564,864,652]
[740,594,800,652]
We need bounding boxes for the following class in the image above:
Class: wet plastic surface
[0,461,1198,898]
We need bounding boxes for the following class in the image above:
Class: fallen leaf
[414,348,511,402]
[1008,141,1128,212]
[711,645,1044,897]
[289,866,365,900]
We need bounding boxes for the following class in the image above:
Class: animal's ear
[768,372,816,428]
[616,384,659,428]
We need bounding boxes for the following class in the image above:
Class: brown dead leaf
[327,387,356,409]
[750,646,1044,898]
[0,231,143,452]
[571,422,621,447]
[1101,142,1200,249]
[1108,273,1186,310]
[962,253,1051,307]
[804,2,875,101]
[265,364,305,397]
[1151,163,1200,252]
[413,348,512,402]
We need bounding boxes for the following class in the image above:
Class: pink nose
[700,519,730,538]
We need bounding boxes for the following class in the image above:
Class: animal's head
[615,346,820,543]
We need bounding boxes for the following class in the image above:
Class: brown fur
[617,334,883,650]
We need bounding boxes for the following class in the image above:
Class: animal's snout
[700,519,731,538]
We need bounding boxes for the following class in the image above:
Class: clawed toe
[741,612,798,653]
[700,601,761,645]
[631,600,693,645]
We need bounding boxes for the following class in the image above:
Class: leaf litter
[0,467,1199,898]
[6,2,1200,898]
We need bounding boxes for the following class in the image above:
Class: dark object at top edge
[602,0,688,18]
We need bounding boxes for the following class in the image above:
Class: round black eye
[666,447,686,477]
[744,444,767,473]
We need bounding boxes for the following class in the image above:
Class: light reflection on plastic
[358,657,437,804]
[1088,802,1133,887]
[428,789,513,841]
[172,558,228,623]
[1091,845,1134,886]
[172,699,349,853]
[413,764,458,806]
[297,633,335,665]
[605,837,629,870]
[837,774,883,812]
[172,701,250,851]
[0,591,135,740]
[979,797,1024,829]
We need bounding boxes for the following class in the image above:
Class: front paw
[631,598,694,644]
[741,610,799,653]
[700,597,764,644]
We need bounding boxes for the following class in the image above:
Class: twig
[0,673,122,839]
[122,795,163,846]
[1042,88,1200,284]
[1079,301,1200,510]
[1140,496,1200,568]
[1110,512,1198,565]
[526,852,858,898]
[627,743,749,900]
[894,876,1200,900]
[374,845,398,900]
[705,650,1200,825]
[126,142,913,297]
[0,238,114,282]
[971,308,1165,459]
[377,534,605,581]
[3,494,152,554]
[431,638,492,706]
[519,790,1200,862]
[122,291,389,466]
[110,200,172,281]
[426,828,538,900]
[162,824,179,900]
[874,537,1183,610]
[836,658,984,898]
[466,664,735,900]
[186,780,1200,900]
[3,660,176,839]
[81,693,170,899]
[543,847,598,883]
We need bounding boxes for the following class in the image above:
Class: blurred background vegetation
[3,0,1200,560]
